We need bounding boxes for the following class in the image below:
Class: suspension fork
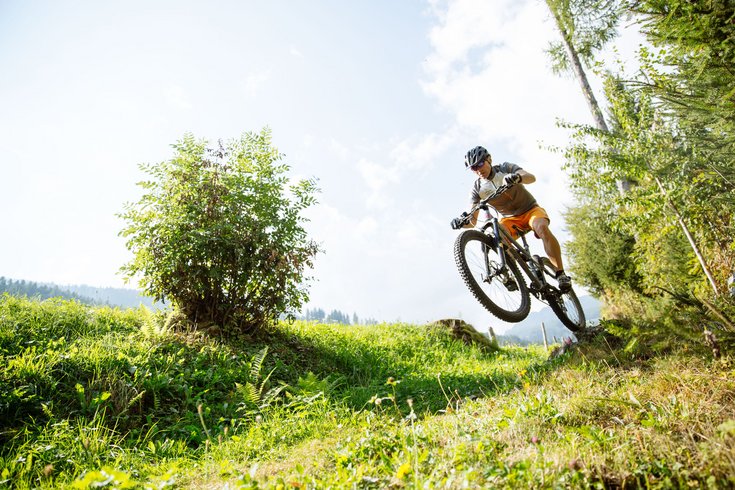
[492,218,512,271]
[481,216,509,274]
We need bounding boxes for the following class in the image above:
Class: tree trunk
[547,2,632,194]
[654,177,719,295]
[557,23,609,131]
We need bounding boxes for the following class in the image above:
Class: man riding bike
[450,145,572,292]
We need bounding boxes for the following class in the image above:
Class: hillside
[1,295,733,489]
[501,295,602,344]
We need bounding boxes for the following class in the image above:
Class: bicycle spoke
[455,230,530,322]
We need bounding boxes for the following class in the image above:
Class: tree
[630,0,735,134]
[561,65,734,344]
[625,0,735,296]
[628,0,735,209]
[546,0,620,131]
[550,0,728,298]
[119,129,320,333]
[326,309,350,324]
[308,308,325,322]
[564,203,642,296]
[545,0,634,193]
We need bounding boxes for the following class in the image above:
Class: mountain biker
[451,145,572,292]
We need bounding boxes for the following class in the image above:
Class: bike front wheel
[454,229,531,322]
[538,257,586,332]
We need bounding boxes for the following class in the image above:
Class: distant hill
[0,277,100,305]
[501,295,601,343]
[61,283,166,310]
[0,276,166,310]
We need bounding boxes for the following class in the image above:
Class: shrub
[119,129,320,332]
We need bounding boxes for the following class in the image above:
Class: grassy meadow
[1,294,734,489]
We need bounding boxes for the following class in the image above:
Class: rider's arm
[468,209,480,228]
[516,169,535,184]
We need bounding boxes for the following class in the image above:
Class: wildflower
[396,462,412,479]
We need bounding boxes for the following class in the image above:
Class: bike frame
[479,209,548,295]
[462,184,558,298]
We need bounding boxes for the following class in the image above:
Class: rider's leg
[531,217,564,271]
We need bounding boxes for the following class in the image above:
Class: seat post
[512,225,530,250]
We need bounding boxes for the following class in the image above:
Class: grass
[1,294,734,488]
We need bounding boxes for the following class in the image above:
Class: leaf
[717,420,735,438]
[628,392,642,408]
[250,347,268,382]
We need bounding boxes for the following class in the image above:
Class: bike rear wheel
[454,229,531,322]
[538,257,586,332]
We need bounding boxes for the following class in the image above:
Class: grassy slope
[1,295,734,489]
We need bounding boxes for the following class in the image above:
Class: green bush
[118,129,320,332]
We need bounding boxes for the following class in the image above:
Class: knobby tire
[538,257,586,332]
[454,229,531,323]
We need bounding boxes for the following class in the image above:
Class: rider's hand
[451,212,469,230]
[503,173,522,186]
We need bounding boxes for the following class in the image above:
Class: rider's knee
[532,218,551,238]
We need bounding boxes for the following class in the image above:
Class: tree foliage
[0,277,101,305]
[119,129,320,333]
[557,0,735,350]
[546,0,623,75]
[564,205,641,297]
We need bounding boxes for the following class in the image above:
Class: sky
[0,0,642,332]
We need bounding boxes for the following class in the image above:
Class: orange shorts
[500,206,550,238]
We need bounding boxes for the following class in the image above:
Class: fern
[153,391,160,413]
[242,382,260,407]
[249,347,268,382]
[236,347,287,414]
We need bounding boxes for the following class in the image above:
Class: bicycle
[452,184,586,332]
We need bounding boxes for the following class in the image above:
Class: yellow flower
[395,462,412,479]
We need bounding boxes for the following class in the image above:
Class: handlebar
[453,183,512,228]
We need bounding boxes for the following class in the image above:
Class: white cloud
[422,0,595,216]
[358,158,399,210]
[327,138,351,160]
[355,216,378,238]
[358,158,400,190]
[389,128,458,171]
[243,70,272,97]
[425,0,513,74]
[424,1,576,139]
[164,85,192,109]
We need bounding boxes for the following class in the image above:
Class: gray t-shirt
[470,162,538,217]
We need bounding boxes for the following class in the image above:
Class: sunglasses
[469,161,485,171]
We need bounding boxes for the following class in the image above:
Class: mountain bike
[452,184,586,332]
